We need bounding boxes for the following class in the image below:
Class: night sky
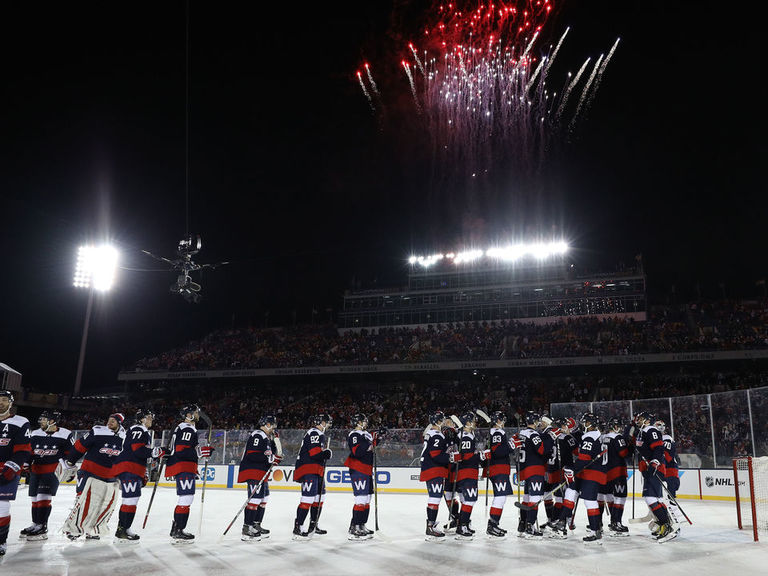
[1,1,764,393]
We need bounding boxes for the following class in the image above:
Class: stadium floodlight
[73,244,119,291]
[454,250,484,264]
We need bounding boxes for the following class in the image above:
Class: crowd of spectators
[126,299,768,372]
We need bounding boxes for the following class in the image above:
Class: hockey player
[165,404,214,543]
[343,413,378,540]
[238,414,281,542]
[112,409,164,542]
[655,419,682,530]
[603,417,631,536]
[453,411,486,540]
[441,416,461,533]
[62,413,126,540]
[631,412,678,542]
[486,411,513,537]
[544,418,578,535]
[21,411,73,541]
[0,390,31,557]
[541,416,560,527]
[554,412,607,543]
[293,414,333,539]
[420,410,452,540]
[516,411,548,538]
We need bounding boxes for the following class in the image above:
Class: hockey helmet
[490,410,507,425]
[38,410,52,424]
[180,404,200,418]
[429,410,446,426]
[634,411,654,425]
[523,411,541,426]
[460,411,477,428]
[258,414,277,428]
[0,390,13,404]
[350,413,368,428]
[607,417,623,431]
[580,412,598,430]
[136,409,155,423]
[311,413,332,427]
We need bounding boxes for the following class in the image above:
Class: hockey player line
[197,409,214,536]
[513,448,608,511]
[637,453,692,525]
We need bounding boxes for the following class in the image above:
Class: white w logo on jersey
[122,481,139,493]
[302,481,314,492]
[429,482,443,493]
[529,481,543,492]
[354,480,367,491]
[494,481,507,491]
[465,487,478,498]
[179,478,195,491]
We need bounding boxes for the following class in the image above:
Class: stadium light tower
[72,244,118,396]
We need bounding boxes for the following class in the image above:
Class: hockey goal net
[733,456,768,541]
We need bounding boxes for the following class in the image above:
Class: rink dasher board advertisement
[55,466,744,501]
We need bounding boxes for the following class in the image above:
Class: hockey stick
[222,462,276,536]
[514,448,608,510]
[197,409,214,535]
[631,452,637,519]
[142,456,166,529]
[513,413,522,504]
[569,497,579,530]
[448,414,462,525]
[475,409,491,517]
[373,437,379,531]
[315,433,332,527]
[637,454,692,525]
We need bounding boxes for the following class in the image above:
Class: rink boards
[100,466,743,501]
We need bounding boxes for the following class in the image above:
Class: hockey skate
[546,519,568,539]
[521,522,543,539]
[292,520,310,541]
[455,523,474,541]
[486,520,506,538]
[85,534,101,541]
[25,524,48,541]
[241,524,262,542]
[583,528,603,544]
[0,542,6,556]
[170,522,195,544]
[308,520,327,535]
[348,525,371,541]
[425,520,445,541]
[20,523,40,539]
[443,516,458,534]
[655,523,680,543]
[253,522,270,538]
[114,525,139,543]
[607,521,629,537]
[360,524,374,536]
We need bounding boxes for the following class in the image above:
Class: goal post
[733,456,768,542]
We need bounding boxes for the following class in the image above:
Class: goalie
[60,413,126,540]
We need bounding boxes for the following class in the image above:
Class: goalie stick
[197,408,214,535]
[637,454,693,525]
[514,448,608,510]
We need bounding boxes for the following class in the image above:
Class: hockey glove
[197,445,214,459]
[479,450,491,462]
[55,459,77,483]
[273,454,283,465]
[649,459,662,472]
[321,449,333,461]
[142,473,149,487]
[448,451,461,464]
[152,447,167,459]
[563,468,575,484]
[509,435,523,449]
[0,461,20,484]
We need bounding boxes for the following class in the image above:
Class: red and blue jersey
[419,429,450,482]
[68,425,125,480]
[30,427,73,475]
[0,415,31,474]
[456,430,480,482]
[635,425,666,476]
[574,430,607,484]
[238,429,275,483]
[488,427,512,477]
[294,427,327,482]
[603,431,630,482]
[518,427,547,480]
[113,424,153,478]
[344,430,374,477]
[662,434,679,478]
[165,422,199,477]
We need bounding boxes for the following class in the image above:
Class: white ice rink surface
[2,486,766,575]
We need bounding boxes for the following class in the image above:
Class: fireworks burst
[356,1,619,203]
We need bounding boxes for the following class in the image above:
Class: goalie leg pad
[63,477,118,537]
